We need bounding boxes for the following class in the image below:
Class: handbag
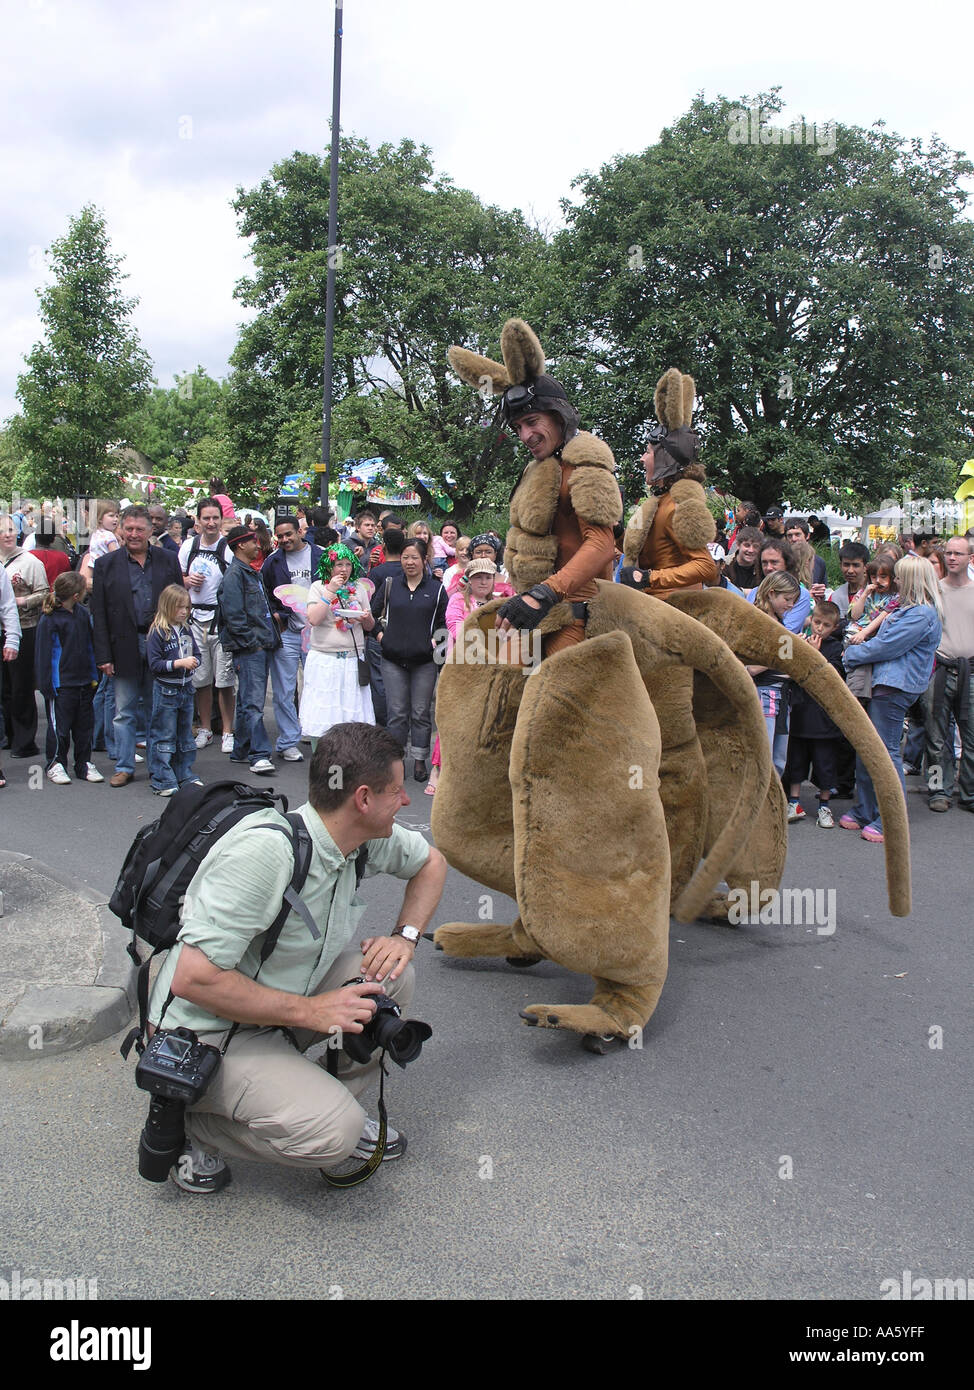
[348,622,372,687]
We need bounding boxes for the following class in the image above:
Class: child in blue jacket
[34,572,102,785]
[146,584,201,795]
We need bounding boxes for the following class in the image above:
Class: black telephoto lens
[138,1095,187,1182]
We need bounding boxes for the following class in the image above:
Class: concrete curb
[0,851,137,1061]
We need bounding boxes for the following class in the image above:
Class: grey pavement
[0,727,971,1301]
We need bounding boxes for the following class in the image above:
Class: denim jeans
[757,684,790,777]
[269,628,305,752]
[113,637,155,775]
[232,648,272,764]
[852,686,911,831]
[380,657,437,759]
[93,672,116,756]
[149,682,197,791]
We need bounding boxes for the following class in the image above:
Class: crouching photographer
[141,722,446,1193]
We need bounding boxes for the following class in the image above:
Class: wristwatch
[392,925,422,946]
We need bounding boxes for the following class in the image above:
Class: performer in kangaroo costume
[433,320,912,1051]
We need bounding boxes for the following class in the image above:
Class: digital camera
[341,979,432,1068]
[135,1027,222,1182]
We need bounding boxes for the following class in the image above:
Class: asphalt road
[0,736,970,1301]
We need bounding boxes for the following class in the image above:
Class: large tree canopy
[13,205,152,498]
[127,367,229,471]
[226,137,552,518]
[551,91,974,512]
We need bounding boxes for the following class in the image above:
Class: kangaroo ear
[681,374,695,428]
[654,368,687,429]
[500,319,545,385]
[447,346,511,393]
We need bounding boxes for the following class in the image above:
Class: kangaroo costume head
[448,319,580,459]
[645,368,705,494]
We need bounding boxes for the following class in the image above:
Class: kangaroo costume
[432,321,912,1052]
[621,368,719,596]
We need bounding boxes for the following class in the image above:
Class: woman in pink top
[426,558,498,795]
[208,477,235,519]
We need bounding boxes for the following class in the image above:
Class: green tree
[127,367,229,470]
[13,205,153,497]
[226,137,553,519]
[554,90,974,512]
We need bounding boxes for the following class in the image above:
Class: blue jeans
[232,648,272,764]
[93,673,116,756]
[757,684,790,777]
[269,628,305,752]
[149,682,197,790]
[852,686,911,831]
[112,637,155,775]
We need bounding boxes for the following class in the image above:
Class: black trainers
[170,1143,232,1194]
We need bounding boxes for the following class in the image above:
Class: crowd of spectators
[1,490,971,844]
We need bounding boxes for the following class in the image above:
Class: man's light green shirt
[149,804,430,1035]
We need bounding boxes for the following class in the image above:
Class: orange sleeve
[649,548,718,594]
[546,520,616,600]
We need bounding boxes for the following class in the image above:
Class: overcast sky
[1,0,971,424]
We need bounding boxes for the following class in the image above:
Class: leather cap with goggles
[500,374,580,443]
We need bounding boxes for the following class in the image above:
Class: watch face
[397,926,420,943]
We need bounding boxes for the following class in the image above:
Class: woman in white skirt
[300,542,375,743]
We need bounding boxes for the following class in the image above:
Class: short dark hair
[383,526,407,557]
[734,526,763,548]
[120,505,150,524]
[309,723,405,812]
[439,520,458,535]
[355,508,377,524]
[382,513,404,531]
[838,541,869,564]
[402,537,428,561]
[274,515,298,533]
[197,497,223,519]
[784,516,809,536]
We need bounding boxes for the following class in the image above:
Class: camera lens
[138,1095,186,1182]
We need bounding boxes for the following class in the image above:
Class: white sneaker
[84,763,104,783]
[351,1118,406,1161]
[250,758,275,774]
[135,753,144,764]
[816,804,835,829]
[282,747,304,762]
[221,733,234,754]
[195,729,213,750]
[47,762,71,785]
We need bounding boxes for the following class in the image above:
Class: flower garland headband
[317,542,369,631]
[317,541,364,585]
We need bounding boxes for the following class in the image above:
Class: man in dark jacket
[217,526,281,774]
[91,505,182,786]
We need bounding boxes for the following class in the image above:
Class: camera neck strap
[320,1049,389,1188]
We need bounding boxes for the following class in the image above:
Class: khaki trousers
[185,947,415,1171]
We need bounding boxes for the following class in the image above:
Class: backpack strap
[122,809,315,1060]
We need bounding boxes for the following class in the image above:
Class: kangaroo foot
[519,1003,630,1037]
[520,976,662,1040]
[434,919,543,959]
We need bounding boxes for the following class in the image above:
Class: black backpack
[185,534,229,575]
[110,780,366,1058]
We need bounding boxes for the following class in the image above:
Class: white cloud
[2,0,972,421]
